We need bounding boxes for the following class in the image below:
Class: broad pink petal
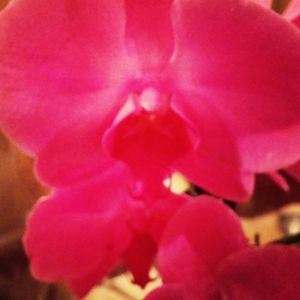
[124,0,174,72]
[217,245,300,300]
[171,0,300,173]
[34,93,126,187]
[172,93,255,201]
[0,0,133,155]
[158,197,248,282]
[24,164,132,285]
[145,284,185,300]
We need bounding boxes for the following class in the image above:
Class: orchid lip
[102,86,199,195]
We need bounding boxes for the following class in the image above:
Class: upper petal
[171,0,300,172]
[217,245,300,300]
[144,284,185,300]
[124,0,174,72]
[23,163,132,292]
[0,0,133,155]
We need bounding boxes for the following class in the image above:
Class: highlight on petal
[124,0,174,72]
[171,0,300,173]
[284,0,300,21]
[23,163,132,296]
[217,245,300,299]
[0,0,133,155]
[252,0,272,8]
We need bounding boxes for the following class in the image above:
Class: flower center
[103,88,196,195]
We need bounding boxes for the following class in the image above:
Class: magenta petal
[34,91,125,187]
[124,0,174,72]
[172,94,255,201]
[172,0,300,172]
[23,164,132,284]
[158,197,248,282]
[217,245,300,299]
[68,261,118,298]
[144,284,185,300]
[123,234,157,287]
[0,0,132,155]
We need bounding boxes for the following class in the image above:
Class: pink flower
[146,197,300,300]
[1,0,300,296]
[1,0,300,200]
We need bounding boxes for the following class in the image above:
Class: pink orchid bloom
[1,0,300,200]
[1,0,300,296]
[146,197,300,300]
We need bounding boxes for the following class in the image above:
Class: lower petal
[158,197,248,281]
[217,245,300,299]
[144,284,185,300]
[23,164,132,291]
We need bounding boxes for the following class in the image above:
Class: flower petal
[34,91,126,187]
[124,0,174,72]
[23,163,132,285]
[217,245,300,299]
[123,234,157,287]
[158,197,248,282]
[171,0,300,172]
[144,284,185,300]
[0,0,132,155]
[172,93,255,201]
